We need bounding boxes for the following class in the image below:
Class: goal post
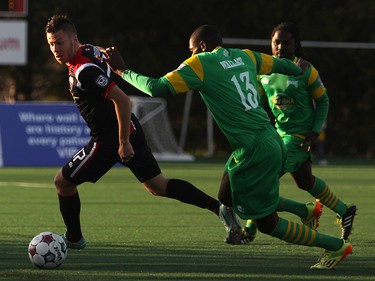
[130,96,195,161]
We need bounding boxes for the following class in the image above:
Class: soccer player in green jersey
[241,21,357,243]
[103,25,352,269]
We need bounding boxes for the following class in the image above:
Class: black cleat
[337,205,357,240]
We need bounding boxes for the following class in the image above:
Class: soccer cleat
[301,201,323,230]
[61,233,86,251]
[226,228,256,245]
[337,204,357,240]
[219,204,244,245]
[240,221,257,244]
[310,240,353,269]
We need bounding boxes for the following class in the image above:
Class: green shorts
[225,125,286,220]
[281,134,312,174]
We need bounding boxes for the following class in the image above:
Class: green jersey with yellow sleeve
[160,47,302,149]
[258,56,329,136]
[120,47,302,219]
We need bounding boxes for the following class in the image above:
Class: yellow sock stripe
[294,224,312,245]
[316,186,334,206]
[281,221,291,241]
[280,221,318,246]
[283,222,304,243]
[325,195,339,209]
[292,223,304,242]
[287,222,297,241]
[306,227,317,246]
[294,223,304,244]
[286,223,318,246]
[316,185,329,201]
[300,224,310,244]
[321,192,335,207]
[316,184,339,209]
[294,224,315,245]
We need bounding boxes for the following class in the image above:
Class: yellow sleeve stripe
[309,67,326,99]
[308,67,319,85]
[164,71,190,93]
[185,56,204,81]
[312,87,325,99]
[259,53,274,74]
[243,49,256,64]
[243,49,274,73]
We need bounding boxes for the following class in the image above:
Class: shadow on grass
[0,241,373,281]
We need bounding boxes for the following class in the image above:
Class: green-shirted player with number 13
[104,25,352,269]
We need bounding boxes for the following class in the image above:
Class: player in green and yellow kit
[103,25,352,269]
[241,22,356,245]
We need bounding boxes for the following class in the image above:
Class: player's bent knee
[296,179,314,190]
[144,185,162,196]
[53,170,64,188]
[218,192,232,207]
[142,174,169,197]
[255,212,279,234]
[256,222,275,234]
[143,182,167,197]
[54,170,77,196]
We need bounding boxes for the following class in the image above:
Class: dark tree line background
[1,0,374,159]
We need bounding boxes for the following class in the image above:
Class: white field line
[0,181,51,188]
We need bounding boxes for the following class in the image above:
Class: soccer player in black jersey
[44,14,242,250]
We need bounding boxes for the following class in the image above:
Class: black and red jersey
[67,44,119,144]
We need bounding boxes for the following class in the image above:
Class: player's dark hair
[191,25,222,50]
[45,14,77,35]
[271,22,306,59]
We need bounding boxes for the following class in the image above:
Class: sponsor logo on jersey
[272,93,294,110]
[95,75,109,87]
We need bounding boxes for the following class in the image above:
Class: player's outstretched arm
[102,46,127,76]
[103,46,172,98]
[122,69,171,98]
[271,56,303,76]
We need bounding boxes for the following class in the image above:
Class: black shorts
[61,114,161,185]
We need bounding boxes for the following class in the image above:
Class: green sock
[278,196,308,218]
[308,177,347,216]
[271,217,343,251]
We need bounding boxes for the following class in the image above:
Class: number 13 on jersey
[231,71,259,111]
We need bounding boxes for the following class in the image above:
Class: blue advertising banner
[0,103,90,167]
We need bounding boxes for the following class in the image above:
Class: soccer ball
[28,232,67,269]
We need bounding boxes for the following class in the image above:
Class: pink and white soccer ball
[28,232,67,269]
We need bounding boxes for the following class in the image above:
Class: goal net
[131,96,194,161]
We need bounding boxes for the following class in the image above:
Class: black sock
[58,192,83,242]
[166,179,220,215]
